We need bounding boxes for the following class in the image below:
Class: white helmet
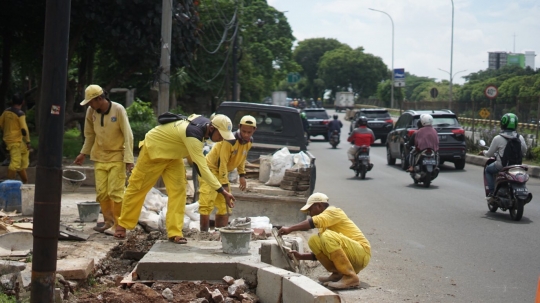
[420,114,433,126]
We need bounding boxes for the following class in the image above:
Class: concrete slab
[0,232,33,257]
[56,258,94,280]
[256,266,301,303]
[0,260,26,275]
[282,275,341,303]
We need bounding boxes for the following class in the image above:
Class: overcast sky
[268,0,540,84]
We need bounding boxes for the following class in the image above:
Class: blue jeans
[485,162,500,194]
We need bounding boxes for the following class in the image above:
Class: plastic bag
[143,187,167,212]
[265,147,293,186]
[291,151,310,171]
[139,206,160,232]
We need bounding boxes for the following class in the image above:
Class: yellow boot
[104,201,123,236]
[93,199,114,233]
[315,253,342,283]
[17,169,28,184]
[7,169,17,180]
[326,249,360,289]
[214,214,229,228]
[200,214,210,232]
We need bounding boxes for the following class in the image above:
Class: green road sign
[287,73,300,84]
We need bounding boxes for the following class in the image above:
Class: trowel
[271,228,299,272]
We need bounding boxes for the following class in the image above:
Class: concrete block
[21,184,35,216]
[0,260,26,275]
[56,258,94,280]
[0,272,22,291]
[260,242,292,270]
[283,275,340,303]
[236,261,270,288]
[256,266,301,303]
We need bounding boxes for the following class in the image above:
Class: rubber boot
[315,253,342,283]
[7,169,17,180]
[94,199,114,233]
[326,249,360,289]
[200,214,210,232]
[215,214,229,228]
[17,169,28,184]
[104,201,122,236]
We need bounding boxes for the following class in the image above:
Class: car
[215,101,316,194]
[302,108,330,140]
[349,108,393,144]
[386,109,466,170]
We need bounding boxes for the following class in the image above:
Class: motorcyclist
[300,111,310,142]
[310,98,317,108]
[406,119,424,169]
[347,116,375,169]
[407,114,439,172]
[327,114,343,140]
[316,98,323,108]
[479,113,527,199]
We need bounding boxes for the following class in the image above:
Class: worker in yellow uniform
[199,115,257,231]
[279,192,371,289]
[115,114,236,244]
[0,93,31,183]
[74,85,134,235]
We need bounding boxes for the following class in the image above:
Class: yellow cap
[80,85,103,106]
[300,192,329,212]
[240,115,257,127]
[211,114,235,140]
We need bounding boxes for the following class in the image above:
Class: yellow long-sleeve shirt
[80,101,134,163]
[206,132,252,184]
[0,107,30,144]
[312,206,371,255]
[143,114,222,191]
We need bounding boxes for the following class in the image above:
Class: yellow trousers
[94,161,126,227]
[198,176,228,215]
[118,146,187,238]
[7,142,29,171]
[308,229,370,274]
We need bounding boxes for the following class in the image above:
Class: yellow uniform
[0,107,30,173]
[309,206,371,273]
[199,133,252,215]
[80,101,133,228]
[119,115,223,238]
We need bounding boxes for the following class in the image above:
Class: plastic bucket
[259,155,272,183]
[76,201,101,222]
[0,180,22,213]
[220,229,252,254]
[62,169,86,192]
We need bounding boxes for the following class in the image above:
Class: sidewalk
[465,154,540,178]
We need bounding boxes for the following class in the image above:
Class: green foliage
[63,128,83,158]
[25,107,36,132]
[126,99,157,152]
[0,292,17,303]
[376,80,405,107]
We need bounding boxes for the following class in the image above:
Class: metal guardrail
[458,117,539,131]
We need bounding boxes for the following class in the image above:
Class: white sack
[291,151,310,171]
[138,206,160,231]
[265,147,293,186]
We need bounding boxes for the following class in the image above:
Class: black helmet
[333,114,338,119]
[417,119,423,128]
[356,116,368,127]
[501,113,518,130]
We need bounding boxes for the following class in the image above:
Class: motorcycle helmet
[300,112,306,119]
[501,113,518,130]
[333,114,338,120]
[416,119,423,128]
[356,116,368,127]
[420,114,433,126]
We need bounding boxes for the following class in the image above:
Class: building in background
[488,51,536,70]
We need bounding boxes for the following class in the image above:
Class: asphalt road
[307,110,540,302]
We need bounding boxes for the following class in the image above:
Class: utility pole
[158,0,172,115]
[31,0,71,302]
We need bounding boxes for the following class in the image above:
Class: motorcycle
[479,140,532,221]
[409,148,439,187]
[352,145,373,179]
[329,130,340,148]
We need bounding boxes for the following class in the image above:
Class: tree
[292,38,344,99]
[318,46,387,98]
[376,80,404,107]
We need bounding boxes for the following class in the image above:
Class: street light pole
[438,68,466,106]
[369,8,394,109]
[449,0,454,109]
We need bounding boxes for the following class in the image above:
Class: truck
[334,91,355,112]
[271,91,288,107]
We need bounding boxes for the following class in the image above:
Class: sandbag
[291,151,310,171]
[265,147,293,186]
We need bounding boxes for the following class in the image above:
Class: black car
[349,108,393,144]
[386,110,466,170]
[303,108,330,140]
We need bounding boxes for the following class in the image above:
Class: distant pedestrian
[74,85,134,235]
[0,93,31,183]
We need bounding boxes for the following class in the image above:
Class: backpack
[157,112,188,124]
[500,134,523,166]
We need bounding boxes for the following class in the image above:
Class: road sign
[393,68,405,87]
[479,108,490,119]
[430,88,439,98]
[484,85,498,99]
[287,73,300,84]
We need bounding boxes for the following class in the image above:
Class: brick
[296,185,310,191]
[282,275,340,303]
[280,180,298,186]
[282,175,300,182]
[56,258,94,280]
[279,184,296,190]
